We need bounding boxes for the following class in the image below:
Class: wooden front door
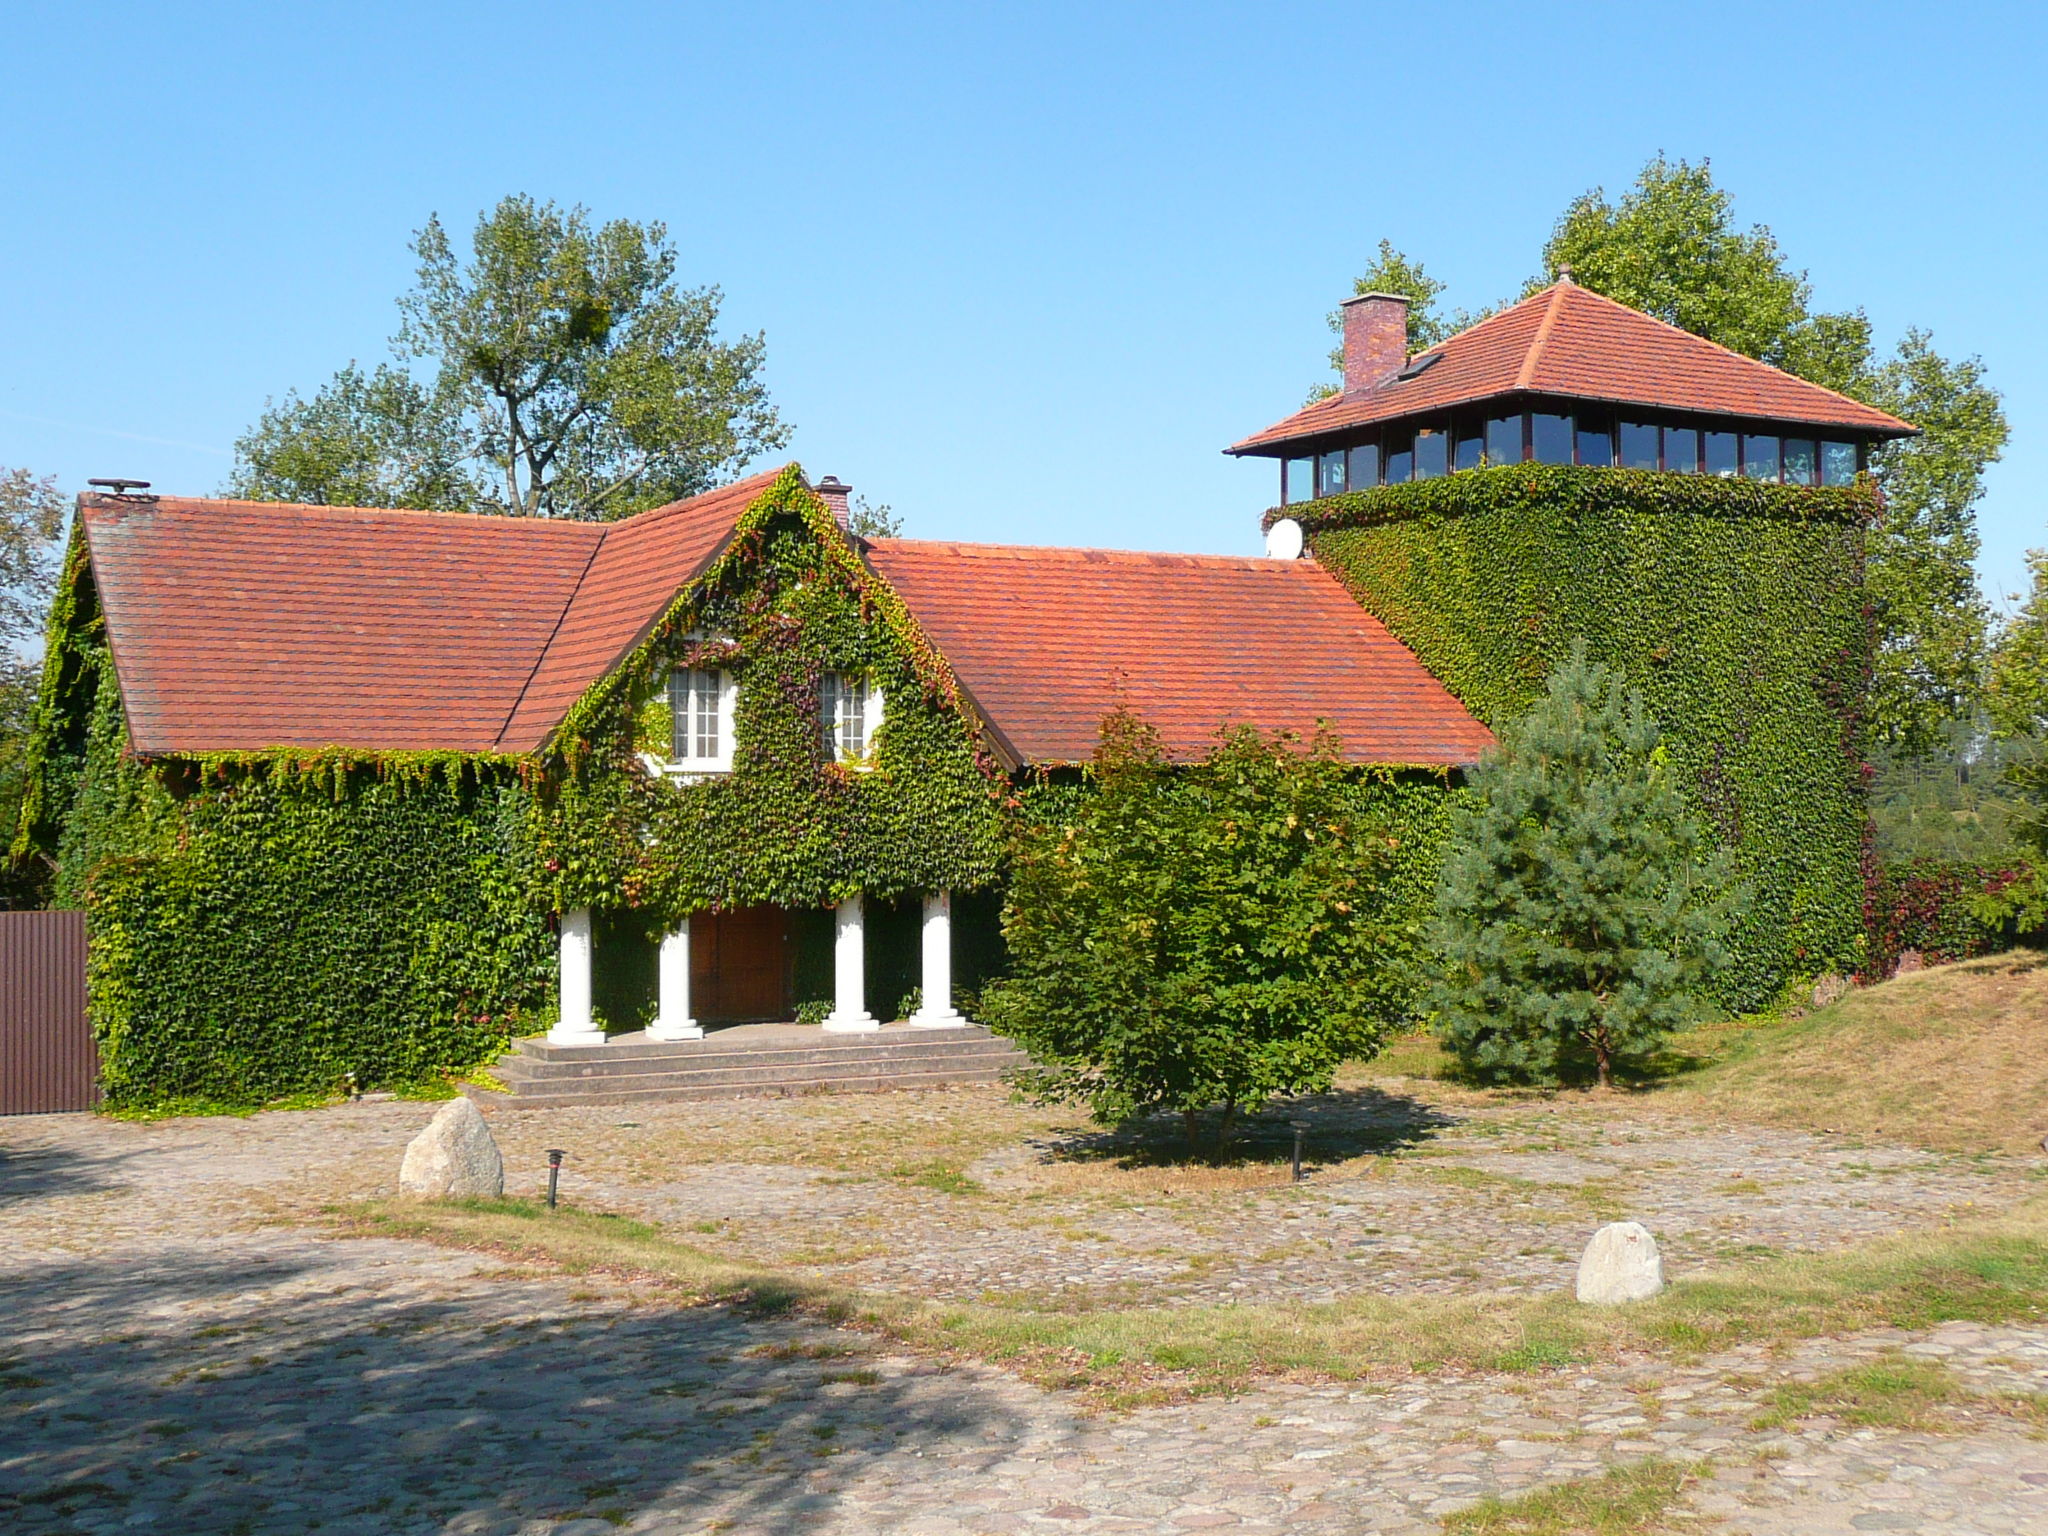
[691,905,791,1024]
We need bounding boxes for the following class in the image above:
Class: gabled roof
[82,469,783,756]
[83,472,1492,770]
[863,540,1494,768]
[1229,280,1915,454]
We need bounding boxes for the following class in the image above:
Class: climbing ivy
[527,467,1008,924]
[1284,463,1877,1008]
[13,468,1010,1109]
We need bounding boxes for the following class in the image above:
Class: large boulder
[399,1098,504,1198]
[1575,1221,1664,1305]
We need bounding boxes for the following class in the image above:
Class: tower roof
[1229,280,1915,455]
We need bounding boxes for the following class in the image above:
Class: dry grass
[342,1190,2048,1406]
[1441,1458,1709,1534]
[1673,952,2048,1154]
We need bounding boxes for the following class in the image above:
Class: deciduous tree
[980,712,1405,1155]
[231,195,790,520]
[0,467,67,903]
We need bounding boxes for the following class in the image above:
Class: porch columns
[908,890,965,1028]
[821,893,878,1032]
[648,917,704,1041]
[549,907,605,1046]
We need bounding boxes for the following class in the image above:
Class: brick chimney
[814,475,852,531]
[1340,292,1412,395]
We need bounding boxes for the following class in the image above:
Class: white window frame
[821,672,884,765]
[651,666,737,775]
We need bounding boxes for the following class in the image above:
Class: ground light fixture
[1289,1121,1310,1182]
[547,1149,565,1208]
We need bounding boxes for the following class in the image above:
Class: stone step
[509,1034,1017,1079]
[464,1063,1017,1110]
[512,1024,999,1067]
[471,1022,1028,1108]
[489,1045,1025,1095]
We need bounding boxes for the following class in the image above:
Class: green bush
[1429,649,1741,1086]
[982,711,1442,1153]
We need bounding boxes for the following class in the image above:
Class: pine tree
[1430,649,1740,1087]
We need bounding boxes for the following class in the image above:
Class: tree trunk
[1182,1108,1199,1157]
[1213,1098,1237,1162]
[1593,1031,1612,1089]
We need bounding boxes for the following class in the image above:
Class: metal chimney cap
[815,475,852,493]
[87,477,152,493]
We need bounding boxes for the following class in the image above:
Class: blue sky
[3,1,2042,600]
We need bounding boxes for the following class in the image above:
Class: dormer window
[821,673,882,762]
[666,666,735,772]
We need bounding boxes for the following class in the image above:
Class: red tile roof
[864,540,1493,768]
[497,475,766,747]
[83,470,784,756]
[1230,280,1915,454]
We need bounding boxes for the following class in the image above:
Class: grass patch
[340,1193,2048,1404]
[1443,1458,1705,1534]
[1752,1352,2048,1433]
[890,1160,983,1196]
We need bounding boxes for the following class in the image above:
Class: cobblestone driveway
[4,1088,2046,1533]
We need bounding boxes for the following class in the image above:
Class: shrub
[1861,856,2029,976]
[980,711,1411,1154]
[1429,648,1741,1086]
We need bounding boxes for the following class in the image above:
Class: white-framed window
[665,667,736,772]
[821,673,883,762]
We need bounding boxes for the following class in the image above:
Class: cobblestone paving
[4,1094,2047,1533]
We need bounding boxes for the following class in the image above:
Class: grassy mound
[1675,951,2048,1154]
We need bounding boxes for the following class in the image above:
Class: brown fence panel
[0,910,95,1114]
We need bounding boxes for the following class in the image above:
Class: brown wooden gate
[0,910,95,1114]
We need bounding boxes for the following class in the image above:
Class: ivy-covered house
[17,276,1916,1107]
[16,465,1489,1107]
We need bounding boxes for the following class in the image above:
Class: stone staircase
[465,1021,1027,1109]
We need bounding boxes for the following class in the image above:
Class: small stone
[1575,1221,1664,1305]
[1893,948,1924,976]
[1810,972,1850,1009]
[398,1098,504,1198]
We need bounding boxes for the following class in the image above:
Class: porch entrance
[690,904,792,1024]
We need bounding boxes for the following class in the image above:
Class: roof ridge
[869,537,1301,566]
[607,464,791,533]
[88,494,602,529]
[1515,282,1569,390]
[1426,284,1555,356]
[492,524,614,750]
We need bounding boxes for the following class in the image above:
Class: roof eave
[1228,387,1915,456]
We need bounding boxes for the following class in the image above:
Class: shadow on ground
[0,1135,135,1209]
[1042,1084,1459,1170]
[1,1237,1016,1535]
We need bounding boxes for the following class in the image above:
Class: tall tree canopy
[231,196,790,520]
[0,467,67,903]
[1331,157,2008,750]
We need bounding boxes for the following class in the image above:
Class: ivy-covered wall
[528,469,1008,925]
[16,468,1012,1109]
[1286,464,1877,1008]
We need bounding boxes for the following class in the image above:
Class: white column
[821,893,878,1032]
[908,890,965,1028]
[549,907,605,1046]
[647,917,704,1041]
